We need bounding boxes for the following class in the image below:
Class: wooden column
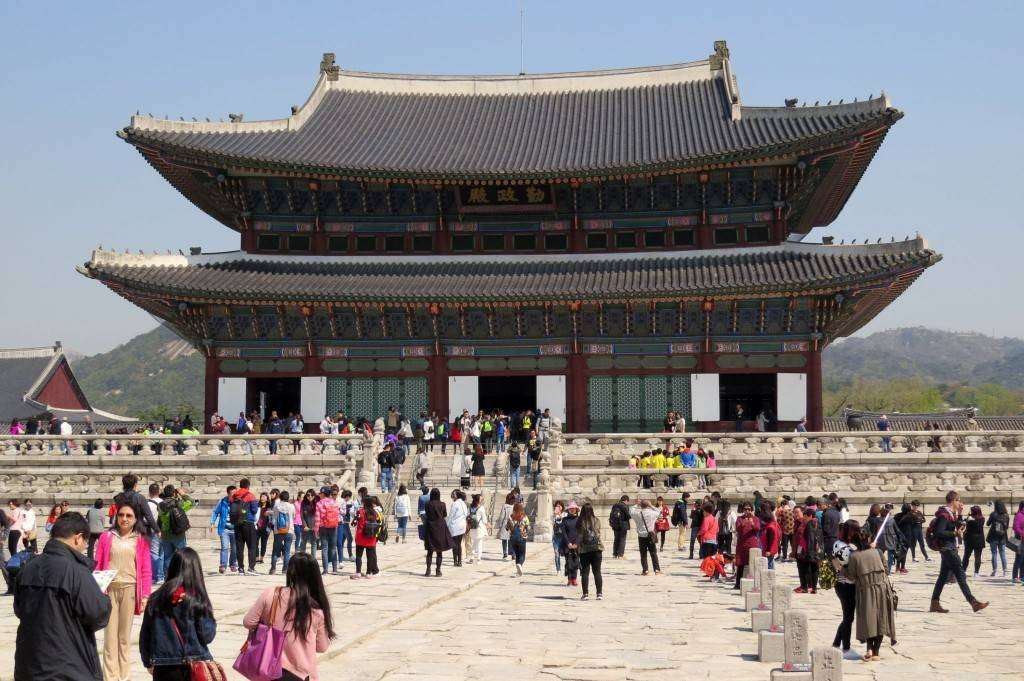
[806,349,823,431]
[429,353,448,420]
[568,353,588,432]
[204,355,219,433]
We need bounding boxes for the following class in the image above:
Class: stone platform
[1,536,1021,680]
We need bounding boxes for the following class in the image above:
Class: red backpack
[320,500,340,528]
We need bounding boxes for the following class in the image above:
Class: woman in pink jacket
[95,501,153,681]
[243,552,334,681]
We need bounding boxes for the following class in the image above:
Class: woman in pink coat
[95,501,153,681]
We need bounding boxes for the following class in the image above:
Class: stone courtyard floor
[1,536,1021,681]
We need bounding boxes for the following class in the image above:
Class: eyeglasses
[117,513,135,519]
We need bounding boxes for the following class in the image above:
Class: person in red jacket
[352,496,380,579]
[760,503,781,568]
[733,502,762,589]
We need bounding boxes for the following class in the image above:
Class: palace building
[81,42,940,432]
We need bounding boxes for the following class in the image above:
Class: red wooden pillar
[568,353,588,432]
[204,355,219,433]
[429,353,448,420]
[806,349,823,431]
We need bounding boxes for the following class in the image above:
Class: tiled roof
[122,56,899,180]
[81,239,939,304]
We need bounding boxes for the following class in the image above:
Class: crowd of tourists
[1,459,1010,679]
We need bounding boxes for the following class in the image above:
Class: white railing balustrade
[0,434,367,458]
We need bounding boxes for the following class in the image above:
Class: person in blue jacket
[208,485,237,574]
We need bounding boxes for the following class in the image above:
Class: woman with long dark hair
[243,552,334,681]
[140,548,216,680]
[256,492,272,563]
[987,500,1010,577]
[576,503,604,600]
[831,520,861,660]
[424,488,453,576]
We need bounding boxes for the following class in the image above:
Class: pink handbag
[233,587,285,681]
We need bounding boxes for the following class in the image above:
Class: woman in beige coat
[843,528,897,661]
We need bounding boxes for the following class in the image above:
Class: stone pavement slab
[1,538,1022,680]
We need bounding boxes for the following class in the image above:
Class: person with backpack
[630,499,662,576]
[316,486,343,575]
[353,496,382,579]
[507,502,531,577]
[269,491,296,575]
[243,552,335,681]
[795,506,823,594]
[507,443,522,489]
[671,493,690,552]
[576,502,604,600]
[378,444,396,493]
[608,495,630,559]
[157,485,195,576]
[209,485,238,574]
[467,493,487,564]
[230,479,260,576]
[95,501,153,681]
[985,500,1009,578]
[139,547,218,680]
[928,490,988,613]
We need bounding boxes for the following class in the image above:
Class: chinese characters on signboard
[457,184,552,212]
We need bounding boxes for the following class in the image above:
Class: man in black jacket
[608,495,630,558]
[930,490,988,613]
[14,512,112,680]
[821,497,843,553]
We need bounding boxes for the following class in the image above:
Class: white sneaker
[842,649,862,661]
[515,563,523,577]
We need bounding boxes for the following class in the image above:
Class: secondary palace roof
[81,238,939,306]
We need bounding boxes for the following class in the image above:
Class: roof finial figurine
[876,237,882,243]
[320,52,340,81]
[785,98,797,107]
[890,236,895,242]
[228,113,244,122]
[709,40,729,70]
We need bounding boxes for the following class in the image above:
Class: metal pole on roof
[519,0,526,75]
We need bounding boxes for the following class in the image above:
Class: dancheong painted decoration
[80,42,940,432]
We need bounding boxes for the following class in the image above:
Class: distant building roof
[120,44,900,182]
[825,408,1024,432]
[0,343,133,424]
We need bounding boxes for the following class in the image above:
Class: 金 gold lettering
[467,187,488,204]
[496,187,517,202]
[525,186,545,203]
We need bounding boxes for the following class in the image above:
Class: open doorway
[719,374,776,429]
[248,377,301,423]
[479,375,536,414]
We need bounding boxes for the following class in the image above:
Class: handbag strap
[265,586,282,627]
[169,615,192,663]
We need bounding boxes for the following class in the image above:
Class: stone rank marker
[751,566,775,632]
[757,582,791,662]
[768,610,811,680]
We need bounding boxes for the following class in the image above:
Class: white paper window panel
[690,373,720,421]
[300,376,327,423]
[217,377,246,421]
[536,375,567,424]
[448,376,479,422]
[776,373,807,421]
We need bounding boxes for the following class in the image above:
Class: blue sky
[1,1,1021,355]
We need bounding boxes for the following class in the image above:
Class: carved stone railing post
[1013,435,1024,453]
[964,435,983,453]
[791,436,808,453]
[321,438,340,457]
[205,439,225,456]
[765,436,783,455]
[182,438,200,456]
[2,439,17,456]
[863,435,881,454]
[841,437,859,455]
[533,446,554,542]
[227,438,246,456]
[988,435,1006,453]
[548,417,564,470]
[91,438,110,457]
[743,437,763,455]
[277,438,296,456]
[913,436,932,454]
[890,435,908,454]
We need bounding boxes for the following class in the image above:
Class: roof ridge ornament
[320,52,340,81]
[709,40,729,70]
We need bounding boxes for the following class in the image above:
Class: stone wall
[2,430,1023,537]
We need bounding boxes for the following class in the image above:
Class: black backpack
[609,505,625,531]
[229,498,248,527]
[392,445,407,465]
[671,502,686,527]
[168,504,190,535]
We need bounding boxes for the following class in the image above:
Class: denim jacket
[139,598,216,668]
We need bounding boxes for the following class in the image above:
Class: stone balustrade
[0,433,366,458]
